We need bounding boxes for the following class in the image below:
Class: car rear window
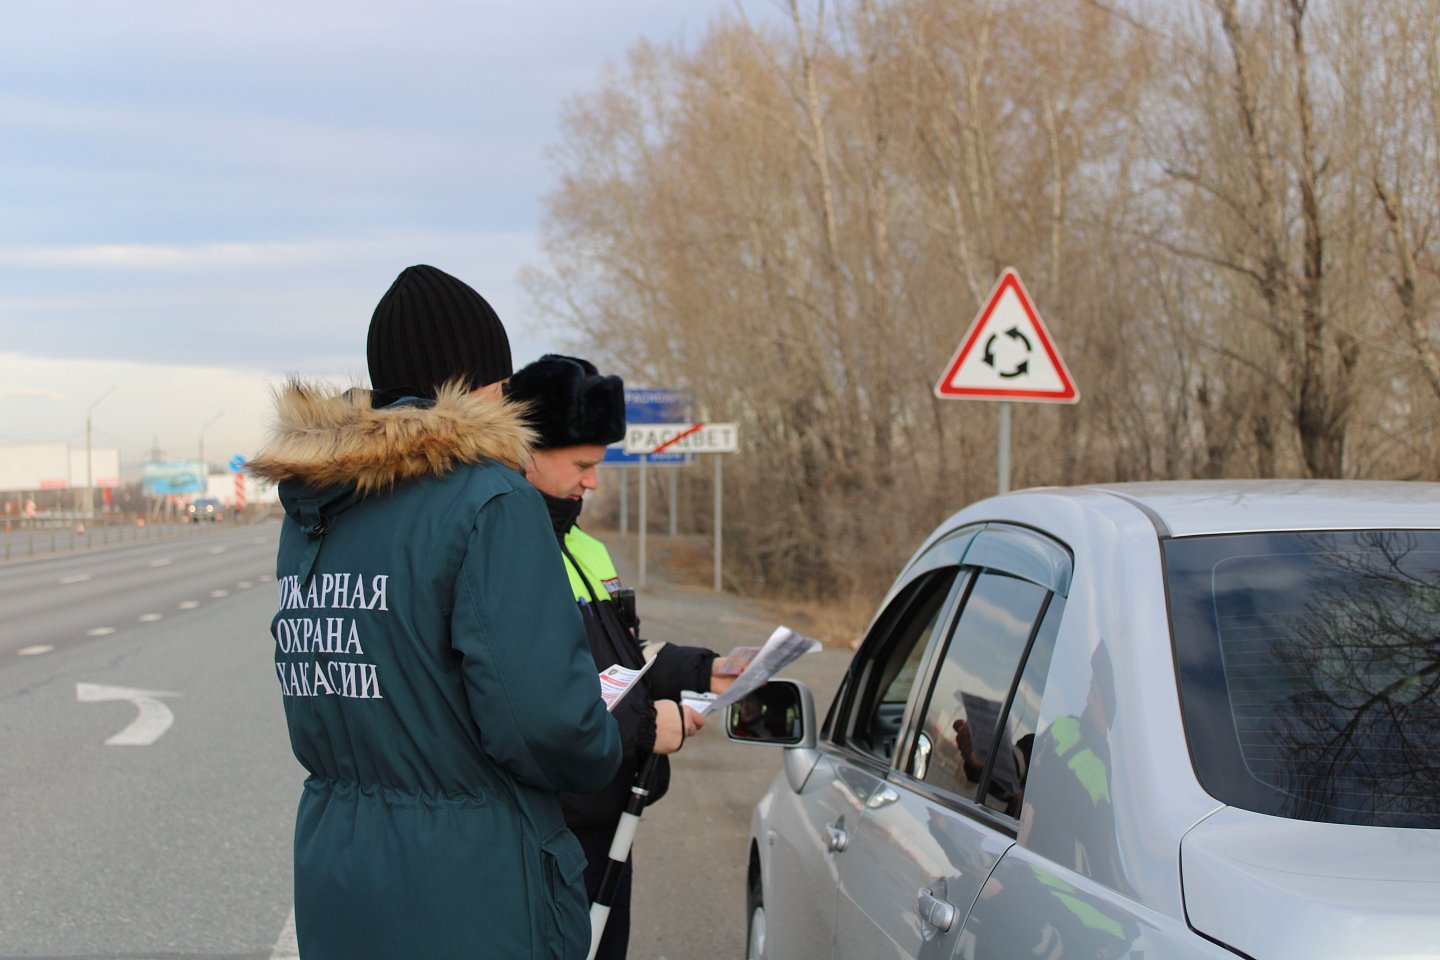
[1166,530,1440,828]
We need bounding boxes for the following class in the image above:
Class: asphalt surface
[0,522,852,960]
[611,534,852,960]
[0,521,296,959]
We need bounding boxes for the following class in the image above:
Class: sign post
[230,455,247,514]
[934,268,1079,494]
[606,388,693,539]
[624,423,739,591]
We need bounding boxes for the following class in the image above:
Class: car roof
[1036,479,1440,537]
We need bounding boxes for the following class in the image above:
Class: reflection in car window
[1168,530,1440,828]
[846,569,959,763]
[910,572,1048,806]
[985,597,1062,817]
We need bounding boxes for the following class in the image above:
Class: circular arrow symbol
[982,326,1034,379]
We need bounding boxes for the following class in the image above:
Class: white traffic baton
[587,751,660,960]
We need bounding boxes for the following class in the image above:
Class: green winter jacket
[248,382,622,960]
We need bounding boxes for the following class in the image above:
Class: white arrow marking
[75,682,180,746]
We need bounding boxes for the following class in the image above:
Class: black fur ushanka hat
[504,354,626,449]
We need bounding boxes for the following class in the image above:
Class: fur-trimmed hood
[246,380,534,493]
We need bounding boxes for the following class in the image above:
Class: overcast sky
[0,0,767,469]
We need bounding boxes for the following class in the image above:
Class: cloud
[0,385,66,400]
[0,237,443,270]
[0,0,773,459]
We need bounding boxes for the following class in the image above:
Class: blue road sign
[228,455,247,472]
[605,387,694,466]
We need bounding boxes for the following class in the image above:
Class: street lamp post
[85,386,117,517]
[198,411,224,492]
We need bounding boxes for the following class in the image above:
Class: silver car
[729,480,1440,959]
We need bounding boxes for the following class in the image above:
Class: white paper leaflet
[682,625,822,716]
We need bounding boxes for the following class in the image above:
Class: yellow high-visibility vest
[561,526,621,604]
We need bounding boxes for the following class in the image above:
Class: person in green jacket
[247,266,622,960]
[504,354,730,960]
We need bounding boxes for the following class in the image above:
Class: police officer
[506,354,730,960]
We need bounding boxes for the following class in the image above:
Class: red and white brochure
[598,657,655,712]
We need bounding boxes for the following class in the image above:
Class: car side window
[906,570,1051,813]
[842,568,960,764]
[984,596,1063,816]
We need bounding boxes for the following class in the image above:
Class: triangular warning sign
[935,268,1079,403]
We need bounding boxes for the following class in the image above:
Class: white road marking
[75,682,180,746]
[209,546,227,555]
[60,574,91,584]
[178,600,200,610]
[270,907,299,960]
[210,589,229,598]
[149,558,172,568]
[138,613,163,622]
[17,645,54,656]
[85,627,116,637]
[237,581,254,589]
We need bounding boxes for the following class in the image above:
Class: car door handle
[825,820,848,853]
[916,887,956,933]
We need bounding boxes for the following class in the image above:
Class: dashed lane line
[210,589,229,598]
[60,574,92,584]
[17,645,53,656]
[178,601,200,610]
[139,613,163,622]
[149,558,172,567]
[85,627,116,637]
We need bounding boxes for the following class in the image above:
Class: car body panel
[1040,478,1440,537]
[1181,807,1440,959]
[959,847,1235,960]
[751,753,863,959]
[835,783,1011,960]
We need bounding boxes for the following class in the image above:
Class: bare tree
[527,0,1440,607]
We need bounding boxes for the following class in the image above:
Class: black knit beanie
[504,354,626,449]
[366,264,512,405]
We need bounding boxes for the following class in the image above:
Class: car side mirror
[725,679,816,749]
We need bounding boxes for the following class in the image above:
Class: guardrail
[0,512,277,562]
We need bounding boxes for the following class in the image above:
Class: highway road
[0,522,851,960]
[0,521,298,960]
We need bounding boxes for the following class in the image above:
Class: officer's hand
[654,700,704,754]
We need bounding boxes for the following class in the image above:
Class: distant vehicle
[730,480,1440,960]
[184,497,223,523]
